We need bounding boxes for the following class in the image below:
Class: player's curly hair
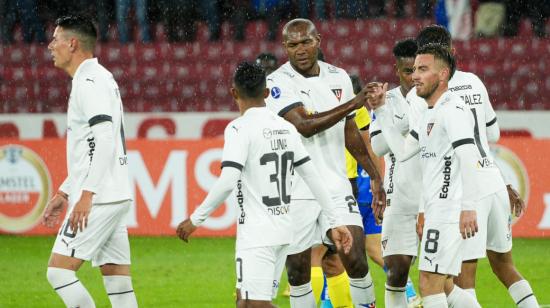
[393,38,418,58]
[416,43,456,80]
[55,15,97,51]
[416,24,451,49]
[233,61,266,99]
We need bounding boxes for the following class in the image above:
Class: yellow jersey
[345,107,371,179]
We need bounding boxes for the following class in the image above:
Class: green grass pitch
[0,236,548,307]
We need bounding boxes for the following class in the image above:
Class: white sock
[508,279,539,308]
[385,283,407,308]
[465,288,477,300]
[290,282,316,308]
[447,285,481,308]
[103,275,138,308]
[422,293,447,308]
[349,272,376,307]
[47,267,95,308]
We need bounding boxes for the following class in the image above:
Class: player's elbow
[294,123,316,138]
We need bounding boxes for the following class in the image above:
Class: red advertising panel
[1,137,549,237]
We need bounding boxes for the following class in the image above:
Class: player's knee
[342,251,369,278]
[286,262,310,285]
[386,265,409,287]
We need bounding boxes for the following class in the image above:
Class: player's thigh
[486,189,513,253]
[50,203,129,264]
[418,220,463,277]
[236,245,286,301]
[381,213,419,258]
[48,253,85,271]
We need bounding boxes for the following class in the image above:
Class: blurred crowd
[0,0,548,44]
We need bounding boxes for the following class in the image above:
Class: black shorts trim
[486,117,497,127]
[370,130,382,138]
[221,161,244,171]
[410,130,419,140]
[294,156,311,167]
[278,102,304,117]
[88,114,113,127]
[54,279,80,291]
[452,138,475,149]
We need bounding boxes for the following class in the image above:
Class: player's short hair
[416,24,451,49]
[256,52,277,64]
[350,75,362,95]
[55,15,97,51]
[393,38,418,58]
[233,61,266,99]
[416,43,456,80]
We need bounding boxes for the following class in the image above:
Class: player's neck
[238,101,265,115]
[426,85,448,107]
[292,62,320,78]
[399,85,409,97]
[66,54,94,77]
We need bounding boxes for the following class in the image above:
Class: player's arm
[369,120,390,157]
[293,140,353,254]
[480,79,500,143]
[344,117,385,221]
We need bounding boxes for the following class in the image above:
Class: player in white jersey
[369,38,422,308]
[408,25,539,307]
[41,15,136,308]
[367,44,483,308]
[266,19,384,308]
[176,62,353,307]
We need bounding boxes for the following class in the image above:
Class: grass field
[0,236,548,307]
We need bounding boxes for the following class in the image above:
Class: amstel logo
[491,144,529,224]
[0,145,52,233]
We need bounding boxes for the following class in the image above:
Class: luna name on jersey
[449,84,482,106]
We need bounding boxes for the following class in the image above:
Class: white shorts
[52,201,132,267]
[319,194,364,244]
[235,245,289,301]
[418,220,463,276]
[381,213,419,257]
[287,199,322,255]
[463,189,513,260]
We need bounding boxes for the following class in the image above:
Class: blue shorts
[359,203,382,235]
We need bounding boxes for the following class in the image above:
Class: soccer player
[266,18,385,307]
[42,15,137,308]
[256,52,279,75]
[368,38,421,308]
[176,62,353,308]
[367,44,482,308]
[409,25,539,308]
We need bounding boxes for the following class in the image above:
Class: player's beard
[416,80,439,100]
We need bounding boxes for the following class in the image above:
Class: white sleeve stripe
[278,102,303,117]
[221,161,243,171]
[88,114,112,127]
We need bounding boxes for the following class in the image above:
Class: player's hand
[176,219,197,243]
[42,191,68,228]
[351,85,369,109]
[507,184,526,217]
[365,82,388,110]
[416,212,425,239]
[330,226,353,254]
[370,178,386,225]
[460,210,478,239]
[69,190,93,233]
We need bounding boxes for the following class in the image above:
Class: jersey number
[260,151,294,207]
[470,108,486,158]
[424,229,440,253]
[346,195,359,214]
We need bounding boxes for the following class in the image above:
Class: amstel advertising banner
[1,138,549,237]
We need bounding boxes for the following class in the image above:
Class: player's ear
[263,87,269,99]
[230,87,239,100]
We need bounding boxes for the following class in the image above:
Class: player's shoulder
[75,59,112,85]
[267,62,296,84]
[440,91,467,111]
[449,70,484,90]
[387,86,405,102]
[318,61,350,79]
[224,117,245,135]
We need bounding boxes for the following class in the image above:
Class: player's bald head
[282,18,318,42]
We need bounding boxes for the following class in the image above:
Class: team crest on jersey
[427,123,434,136]
[381,239,388,250]
[331,88,343,101]
[271,87,281,99]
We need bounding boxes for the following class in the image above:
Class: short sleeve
[78,75,115,127]
[480,82,497,127]
[220,122,249,171]
[444,102,475,149]
[266,74,303,117]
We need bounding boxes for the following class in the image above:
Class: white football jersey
[416,91,479,222]
[407,70,505,198]
[63,58,131,207]
[370,87,421,215]
[221,107,312,250]
[265,61,355,200]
